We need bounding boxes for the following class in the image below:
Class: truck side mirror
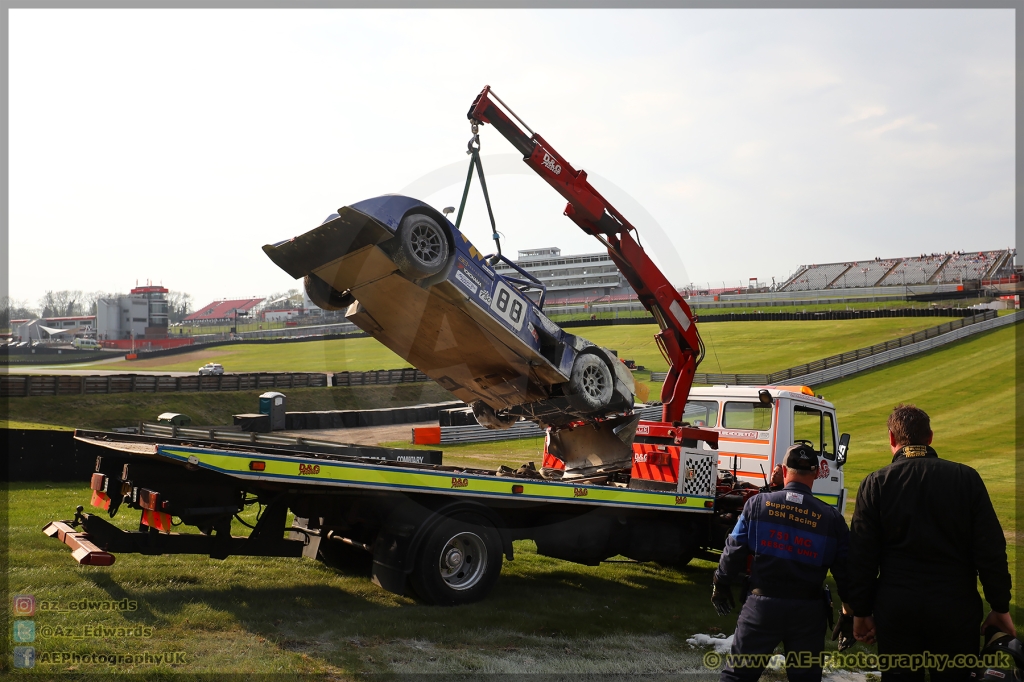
[836,433,850,468]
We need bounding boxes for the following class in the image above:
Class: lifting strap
[455,121,502,264]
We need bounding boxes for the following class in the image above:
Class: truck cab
[631,385,849,514]
[687,385,848,513]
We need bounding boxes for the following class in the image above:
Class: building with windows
[492,247,634,305]
[96,285,170,341]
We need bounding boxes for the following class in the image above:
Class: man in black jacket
[848,404,1014,681]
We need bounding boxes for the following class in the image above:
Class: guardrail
[439,421,545,445]
[333,368,429,386]
[1,372,329,398]
[647,309,1014,386]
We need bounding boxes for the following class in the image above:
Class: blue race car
[263,195,635,431]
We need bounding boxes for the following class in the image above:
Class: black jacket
[715,481,851,600]
[847,445,1011,617]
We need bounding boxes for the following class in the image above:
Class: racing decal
[816,460,830,479]
[490,281,526,332]
[720,430,761,439]
[478,287,493,305]
[455,269,479,294]
[785,491,804,503]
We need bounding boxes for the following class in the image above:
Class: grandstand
[779,249,1015,292]
[184,298,264,324]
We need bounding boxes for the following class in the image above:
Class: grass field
[1,383,455,431]
[100,318,940,376]
[5,321,1017,676]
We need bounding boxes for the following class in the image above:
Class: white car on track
[198,363,225,376]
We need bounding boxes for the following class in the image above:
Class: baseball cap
[784,443,819,471]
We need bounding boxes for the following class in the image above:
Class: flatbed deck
[75,431,716,514]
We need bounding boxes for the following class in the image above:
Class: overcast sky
[8,8,1014,309]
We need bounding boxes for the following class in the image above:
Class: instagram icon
[12,594,35,617]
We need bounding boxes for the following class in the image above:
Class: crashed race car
[263,194,635,435]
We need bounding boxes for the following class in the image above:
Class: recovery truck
[43,87,850,605]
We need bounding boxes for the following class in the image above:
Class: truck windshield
[722,402,772,431]
[682,400,719,428]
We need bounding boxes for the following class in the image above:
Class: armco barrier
[647,310,1001,385]
[284,401,464,431]
[793,309,1021,386]
[1,372,329,398]
[647,309,1015,385]
[438,421,545,445]
[332,368,429,386]
[559,306,991,328]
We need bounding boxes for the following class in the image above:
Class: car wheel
[471,401,518,430]
[392,213,450,279]
[304,274,355,311]
[410,515,502,606]
[569,352,615,411]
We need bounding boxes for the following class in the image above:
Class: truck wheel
[304,274,354,311]
[569,353,614,411]
[471,400,517,430]
[410,515,502,606]
[393,213,450,279]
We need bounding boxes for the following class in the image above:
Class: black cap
[784,443,819,471]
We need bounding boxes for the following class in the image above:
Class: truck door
[792,404,842,507]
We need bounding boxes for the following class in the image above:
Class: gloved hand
[711,580,735,616]
[832,611,854,651]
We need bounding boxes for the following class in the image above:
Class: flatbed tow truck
[43,88,850,605]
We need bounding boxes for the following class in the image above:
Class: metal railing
[646,309,1015,386]
[1,372,329,398]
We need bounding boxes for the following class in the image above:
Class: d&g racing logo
[542,152,562,175]
[451,477,469,489]
[299,463,321,476]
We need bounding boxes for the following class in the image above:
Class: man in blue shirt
[712,443,852,682]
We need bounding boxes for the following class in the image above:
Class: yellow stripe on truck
[158,446,715,513]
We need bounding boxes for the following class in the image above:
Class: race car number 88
[490,282,526,332]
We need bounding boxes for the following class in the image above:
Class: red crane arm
[467,86,704,423]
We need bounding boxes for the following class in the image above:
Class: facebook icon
[13,646,35,668]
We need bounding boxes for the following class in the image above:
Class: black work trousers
[720,594,826,682]
[874,585,982,682]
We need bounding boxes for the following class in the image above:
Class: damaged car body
[263,195,635,440]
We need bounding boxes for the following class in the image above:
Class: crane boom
[467,86,704,423]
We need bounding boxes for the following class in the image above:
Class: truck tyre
[410,514,502,606]
[471,400,517,430]
[393,213,450,280]
[304,274,354,311]
[569,352,614,411]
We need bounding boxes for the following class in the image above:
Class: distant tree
[39,290,85,318]
[167,291,193,323]
[86,291,125,316]
[1,296,37,329]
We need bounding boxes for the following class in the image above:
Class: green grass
[97,318,940,378]
[11,482,723,676]
[1,420,73,430]
[581,318,940,375]
[0,383,455,431]
[5,321,1018,675]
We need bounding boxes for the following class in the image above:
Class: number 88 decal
[490,282,526,332]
